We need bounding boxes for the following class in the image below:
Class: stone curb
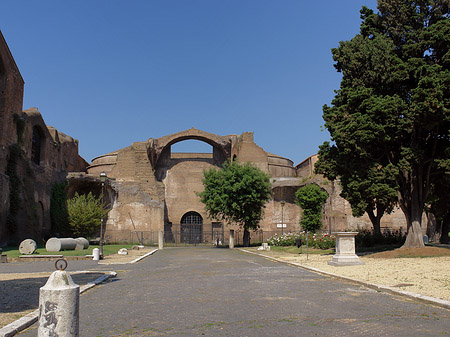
[0,271,117,337]
[97,248,158,265]
[131,249,158,264]
[239,249,450,311]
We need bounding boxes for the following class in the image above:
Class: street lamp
[99,171,107,259]
[280,200,286,235]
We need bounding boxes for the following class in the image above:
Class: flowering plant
[267,231,335,249]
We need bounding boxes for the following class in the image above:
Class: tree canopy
[67,192,106,237]
[198,161,272,246]
[316,0,450,247]
[295,184,328,232]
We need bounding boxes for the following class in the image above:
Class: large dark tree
[198,161,272,247]
[428,156,450,243]
[316,142,398,235]
[317,0,450,247]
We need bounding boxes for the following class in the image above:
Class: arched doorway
[180,211,203,244]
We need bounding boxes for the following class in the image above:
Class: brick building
[1,29,420,246]
[0,31,87,245]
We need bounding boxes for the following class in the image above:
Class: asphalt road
[19,247,450,336]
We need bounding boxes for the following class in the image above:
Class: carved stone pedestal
[328,232,364,266]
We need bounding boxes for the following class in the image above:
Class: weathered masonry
[0,30,87,245]
[73,128,409,244]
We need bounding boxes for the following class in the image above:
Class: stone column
[229,230,235,249]
[158,230,164,249]
[328,232,364,266]
[38,270,80,337]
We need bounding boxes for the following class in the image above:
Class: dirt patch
[0,271,107,328]
[245,246,450,302]
[367,247,450,258]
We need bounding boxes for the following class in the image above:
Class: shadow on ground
[0,272,105,314]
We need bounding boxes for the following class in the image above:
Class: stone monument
[328,232,364,266]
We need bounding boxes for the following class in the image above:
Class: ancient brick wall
[0,31,88,245]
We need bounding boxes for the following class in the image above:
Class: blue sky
[0,0,377,164]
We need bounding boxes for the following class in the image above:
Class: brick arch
[147,128,234,170]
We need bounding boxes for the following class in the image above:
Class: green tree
[67,192,106,237]
[428,157,450,244]
[318,1,450,247]
[198,161,272,246]
[50,181,70,236]
[316,142,398,235]
[295,184,328,232]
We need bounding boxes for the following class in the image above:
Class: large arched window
[31,126,44,165]
[180,211,203,244]
[181,211,203,225]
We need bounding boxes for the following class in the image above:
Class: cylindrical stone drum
[46,238,78,252]
[74,237,89,250]
[19,239,37,255]
[38,270,79,336]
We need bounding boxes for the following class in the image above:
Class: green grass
[1,244,138,258]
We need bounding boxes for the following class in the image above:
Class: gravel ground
[247,246,450,302]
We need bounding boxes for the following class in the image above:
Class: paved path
[19,248,450,336]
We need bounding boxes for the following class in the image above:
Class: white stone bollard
[38,270,79,337]
[229,230,235,249]
[92,248,100,261]
[158,230,164,249]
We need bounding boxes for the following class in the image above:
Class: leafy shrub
[295,184,328,232]
[267,231,335,249]
[354,227,406,247]
[67,192,108,237]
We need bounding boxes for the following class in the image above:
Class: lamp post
[99,171,107,259]
[280,200,285,235]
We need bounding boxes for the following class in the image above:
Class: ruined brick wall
[0,30,24,242]
[231,132,269,173]
[87,142,165,238]
[0,31,88,245]
[2,108,88,244]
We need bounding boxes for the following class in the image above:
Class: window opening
[31,126,42,165]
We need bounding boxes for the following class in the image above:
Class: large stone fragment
[19,239,37,255]
[38,270,79,336]
[74,237,89,250]
[46,238,78,252]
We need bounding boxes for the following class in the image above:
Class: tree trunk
[399,176,425,248]
[440,212,450,244]
[402,219,425,247]
[366,209,382,235]
[401,194,425,248]
[243,228,250,247]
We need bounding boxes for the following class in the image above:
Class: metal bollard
[38,259,79,336]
